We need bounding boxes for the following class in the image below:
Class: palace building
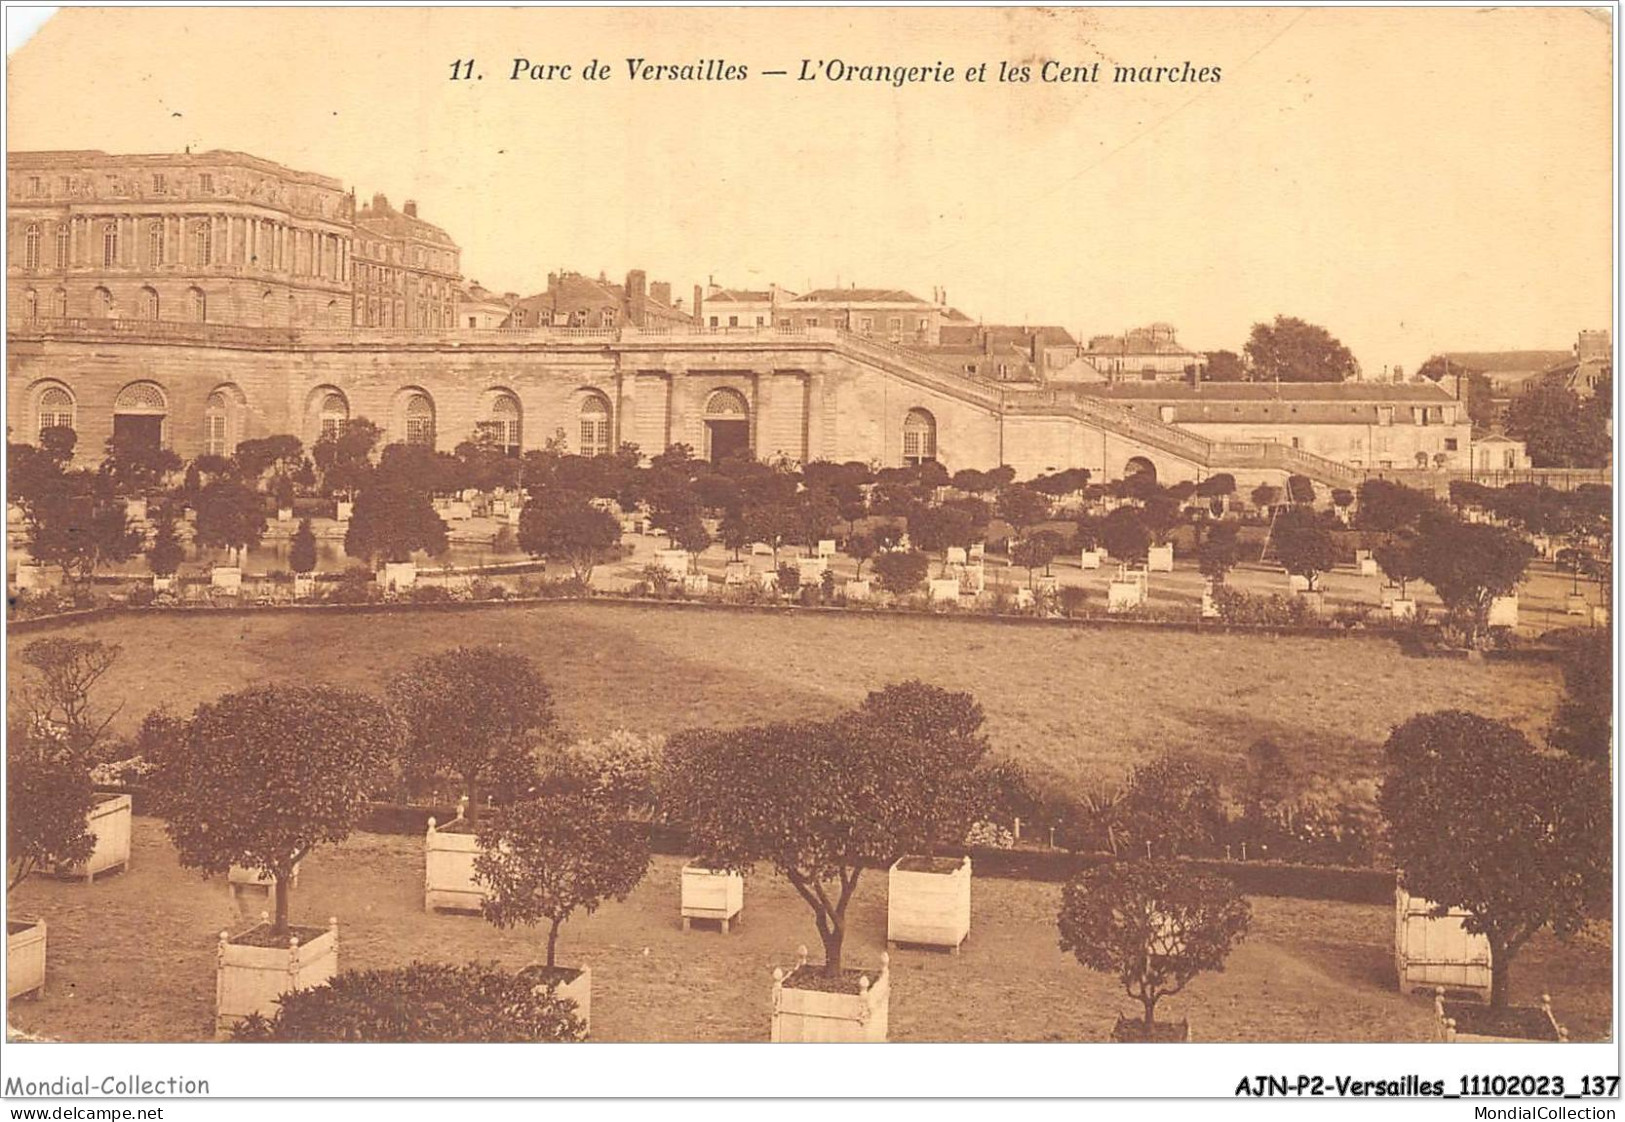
[6,148,1493,494]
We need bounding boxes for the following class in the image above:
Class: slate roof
[793,288,930,303]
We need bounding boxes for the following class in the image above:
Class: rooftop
[793,288,931,304]
[1083,381,1459,403]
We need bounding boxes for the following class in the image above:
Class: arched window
[92,286,112,319]
[138,286,160,321]
[318,390,349,439]
[480,392,522,455]
[193,220,212,266]
[51,288,67,318]
[55,226,70,270]
[188,287,206,323]
[23,289,37,321]
[148,222,165,267]
[102,223,119,267]
[24,224,40,270]
[579,394,611,457]
[404,391,435,446]
[203,387,243,457]
[902,408,937,466]
[36,384,74,440]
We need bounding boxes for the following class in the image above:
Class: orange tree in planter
[662,681,991,976]
[148,684,399,935]
[7,720,96,894]
[1057,858,1250,1037]
[472,741,654,970]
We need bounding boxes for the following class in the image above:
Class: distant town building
[1470,432,1533,474]
[1071,323,1206,383]
[504,269,692,330]
[698,283,796,330]
[1078,381,1473,471]
[774,287,946,344]
[1544,329,1612,397]
[455,282,517,329]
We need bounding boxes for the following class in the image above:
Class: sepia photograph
[0,2,1617,1109]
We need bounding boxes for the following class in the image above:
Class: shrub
[231,962,584,1042]
[873,548,930,595]
[1211,585,1318,627]
[775,562,801,594]
[1057,585,1091,618]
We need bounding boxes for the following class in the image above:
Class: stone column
[804,370,826,464]
[614,364,636,454]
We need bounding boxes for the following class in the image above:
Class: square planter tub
[888,855,971,952]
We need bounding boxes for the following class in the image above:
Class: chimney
[693,284,704,325]
[649,280,671,307]
[370,192,389,213]
[547,272,559,293]
[403,199,418,218]
[626,269,648,327]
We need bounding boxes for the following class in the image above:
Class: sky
[6,6,1614,373]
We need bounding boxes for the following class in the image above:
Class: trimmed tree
[289,518,318,576]
[345,480,449,566]
[148,684,399,934]
[1100,506,1150,564]
[1379,711,1609,1008]
[1373,532,1424,599]
[517,491,622,583]
[1197,523,1240,586]
[1416,519,1534,647]
[18,637,123,760]
[1057,859,1250,1037]
[873,548,930,596]
[662,681,989,975]
[147,508,185,578]
[387,647,555,823]
[845,531,878,580]
[473,741,654,970]
[232,962,585,1043]
[1272,507,1340,591]
[193,478,269,566]
[1114,754,1225,859]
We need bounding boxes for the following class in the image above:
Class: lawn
[8,601,1565,794]
[7,821,1610,1042]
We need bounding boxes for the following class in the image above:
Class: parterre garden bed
[5,602,1563,795]
[6,821,1611,1042]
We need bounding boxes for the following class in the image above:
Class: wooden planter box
[523,963,592,1036]
[1107,580,1145,613]
[277,507,294,523]
[229,861,301,890]
[1487,595,1519,628]
[1147,544,1174,572]
[425,817,485,913]
[655,549,690,579]
[888,855,971,952]
[335,500,354,522]
[53,792,132,882]
[211,566,242,592]
[844,579,871,602]
[770,949,889,1042]
[1079,549,1103,570]
[1394,885,1492,1001]
[216,918,338,1032]
[680,865,743,932]
[14,563,48,591]
[1390,597,1417,621]
[1435,990,1566,1042]
[151,574,175,593]
[928,578,962,604]
[293,574,316,599]
[7,918,47,1000]
[380,562,417,590]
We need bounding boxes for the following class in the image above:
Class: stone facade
[7,150,355,330]
[351,194,460,328]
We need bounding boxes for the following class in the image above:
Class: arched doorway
[1124,456,1157,487]
[704,388,750,464]
[112,380,168,450]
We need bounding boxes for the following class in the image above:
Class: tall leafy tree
[1549,630,1611,766]
[99,431,181,497]
[1504,382,1611,468]
[387,647,555,823]
[1416,518,1534,647]
[312,417,382,498]
[149,684,400,933]
[1202,349,1247,382]
[18,637,123,760]
[26,471,143,585]
[1243,316,1358,383]
[1380,711,1609,1007]
[662,682,990,974]
[1099,506,1150,564]
[1057,860,1250,1036]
